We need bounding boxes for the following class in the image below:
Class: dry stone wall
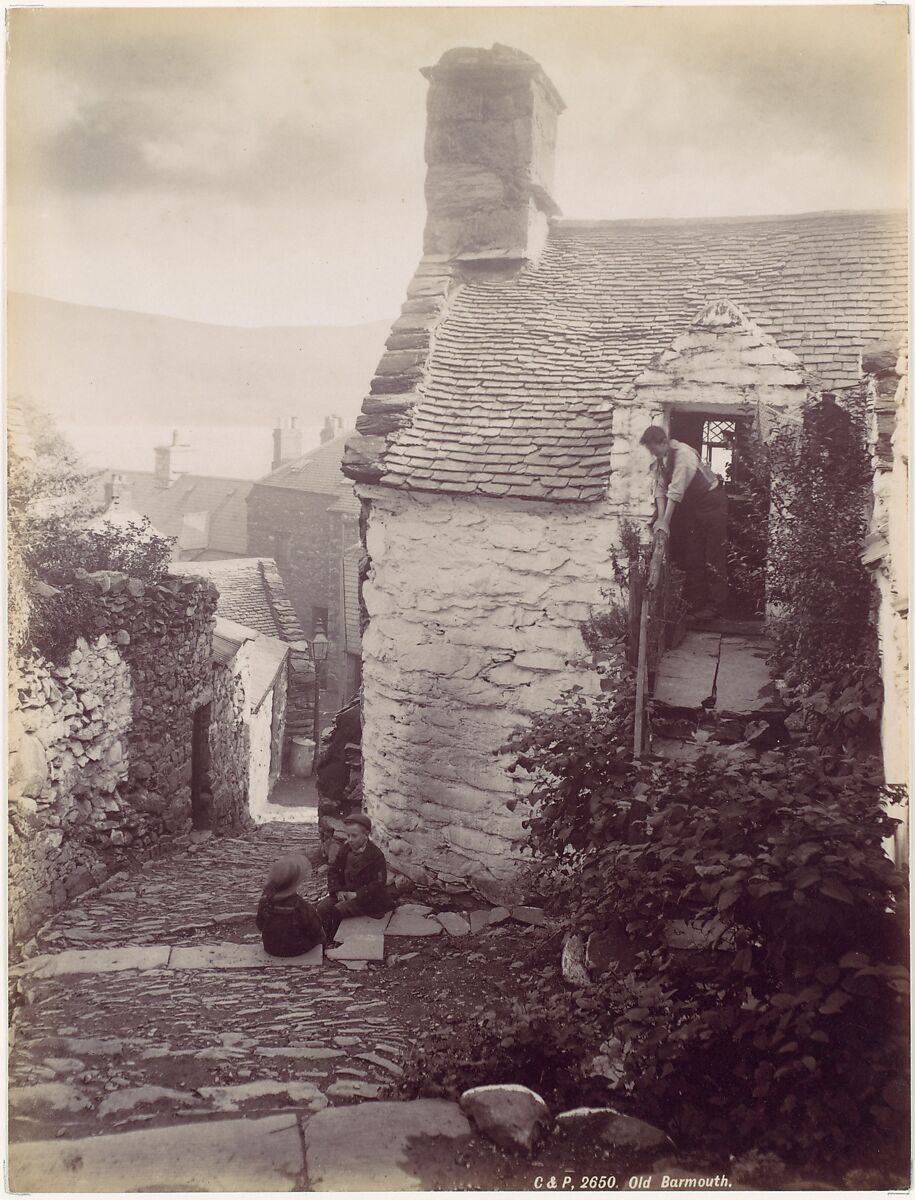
[358,486,623,903]
[8,570,224,946]
[9,638,132,943]
[209,661,251,832]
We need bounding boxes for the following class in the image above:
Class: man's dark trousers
[682,487,729,613]
[316,895,365,941]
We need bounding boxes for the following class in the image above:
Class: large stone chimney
[421,44,565,262]
[272,417,304,471]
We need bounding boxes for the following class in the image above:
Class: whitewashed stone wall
[248,687,275,814]
[615,299,810,516]
[359,487,624,902]
[865,345,909,863]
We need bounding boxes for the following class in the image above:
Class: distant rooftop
[255,434,360,516]
[169,557,305,644]
[104,470,252,557]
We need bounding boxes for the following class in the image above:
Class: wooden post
[633,531,668,760]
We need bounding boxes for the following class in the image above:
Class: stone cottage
[169,557,314,760]
[247,428,363,712]
[342,44,908,901]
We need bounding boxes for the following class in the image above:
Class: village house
[168,557,315,765]
[342,44,908,902]
[101,433,252,561]
[247,418,363,714]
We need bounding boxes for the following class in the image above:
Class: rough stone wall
[9,639,132,943]
[209,660,251,832]
[8,570,219,945]
[246,485,345,711]
[359,486,622,903]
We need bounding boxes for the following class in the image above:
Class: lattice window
[702,419,736,476]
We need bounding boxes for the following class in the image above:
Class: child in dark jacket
[316,813,391,941]
[256,855,325,957]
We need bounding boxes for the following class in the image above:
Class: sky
[6,4,909,328]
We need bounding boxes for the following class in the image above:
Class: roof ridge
[554,208,906,231]
[112,469,254,486]
[257,433,352,482]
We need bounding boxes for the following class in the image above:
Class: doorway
[668,411,768,618]
[191,703,213,830]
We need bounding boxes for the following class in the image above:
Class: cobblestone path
[9,822,413,1144]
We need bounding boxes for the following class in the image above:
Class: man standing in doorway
[640,425,729,619]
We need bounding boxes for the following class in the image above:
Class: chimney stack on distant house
[154,430,190,489]
[421,44,565,263]
[103,472,124,509]
[272,416,304,470]
[320,414,343,444]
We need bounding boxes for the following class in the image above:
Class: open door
[668,411,768,618]
[191,702,213,830]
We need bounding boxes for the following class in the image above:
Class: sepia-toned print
[6,6,909,1192]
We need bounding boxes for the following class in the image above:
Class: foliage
[724,423,770,617]
[8,399,174,661]
[403,683,908,1173]
[739,394,878,689]
[513,689,907,1169]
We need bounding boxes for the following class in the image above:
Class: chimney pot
[272,417,304,470]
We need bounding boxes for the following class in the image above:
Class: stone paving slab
[386,910,442,937]
[335,914,392,938]
[715,636,778,714]
[435,911,471,936]
[303,1099,472,1191]
[326,935,385,961]
[168,941,323,969]
[8,1113,305,1192]
[14,946,172,978]
[197,1079,327,1112]
[653,632,721,708]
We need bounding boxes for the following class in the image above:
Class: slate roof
[256,435,360,515]
[169,558,305,643]
[108,470,251,556]
[371,210,907,503]
[212,616,290,712]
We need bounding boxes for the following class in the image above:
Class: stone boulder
[561,934,590,985]
[555,1107,673,1163]
[459,1084,550,1154]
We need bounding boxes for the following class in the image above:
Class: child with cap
[256,854,325,957]
[316,813,390,941]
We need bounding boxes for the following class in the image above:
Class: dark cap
[343,812,372,832]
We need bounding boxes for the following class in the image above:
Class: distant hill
[6,292,390,428]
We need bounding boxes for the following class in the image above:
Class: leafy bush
[402,684,908,1174]
[8,399,174,660]
[509,688,908,1169]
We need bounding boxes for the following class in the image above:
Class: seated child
[256,854,325,957]
[316,813,390,941]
